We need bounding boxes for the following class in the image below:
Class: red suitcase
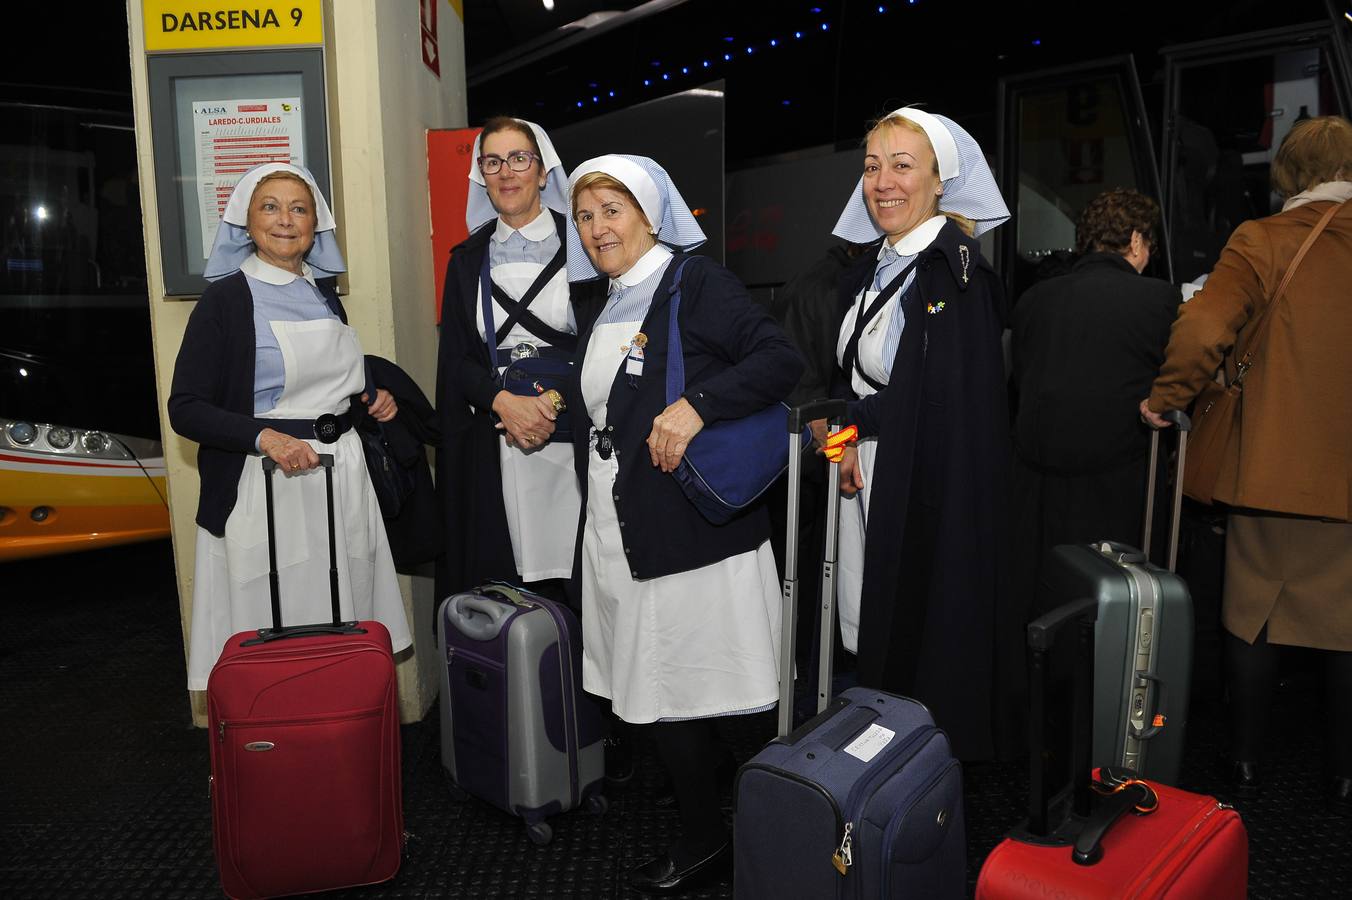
[207,455,403,899]
[976,598,1247,900]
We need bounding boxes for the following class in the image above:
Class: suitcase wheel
[586,793,609,815]
[527,821,554,846]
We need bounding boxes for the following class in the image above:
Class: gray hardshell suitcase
[437,582,607,845]
[733,401,966,899]
[1040,413,1194,784]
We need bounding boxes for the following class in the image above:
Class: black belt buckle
[313,413,341,444]
[594,426,614,460]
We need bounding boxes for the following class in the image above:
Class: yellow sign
[144,1,323,52]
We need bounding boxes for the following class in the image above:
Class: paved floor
[2,540,1348,898]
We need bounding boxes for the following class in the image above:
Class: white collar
[609,243,673,291]
[241,253,318,287]
[1282,180,1352,212]
[880,216,947,259]
[493,208,556,244]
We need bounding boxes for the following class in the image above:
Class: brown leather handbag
[1183,200,1344,503]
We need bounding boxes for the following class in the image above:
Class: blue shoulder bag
[665,258,812,525]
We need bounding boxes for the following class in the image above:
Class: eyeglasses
[478,151,540,175]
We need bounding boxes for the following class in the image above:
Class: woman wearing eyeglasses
[435,118,602,608]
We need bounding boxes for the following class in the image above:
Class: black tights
[648,719,728,864]
[1227,628,1352,775]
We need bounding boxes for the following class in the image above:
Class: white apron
[477,261,580,582]
[833,286,899,654]
[186,317,411,690]
[578,319,783,724]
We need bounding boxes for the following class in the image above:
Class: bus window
[1164,27,1349,283]
[999,58,1164,303]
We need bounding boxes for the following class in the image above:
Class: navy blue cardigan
[167,270,352,537]
[568,253,804,581]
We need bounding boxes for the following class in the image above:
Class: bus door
[1162,22,1352,284]
[997,56,1165,305]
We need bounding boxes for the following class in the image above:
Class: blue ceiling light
[576,101,583,107]
[609,90,615,97]
[1032,38,1041,46]
[810,5,822,12]
[723,35,734,42]
[651,59,661,66]
[593,95,599,102]
[724,52,732,60]
[682,66,689,74]
[746,46,754,54]
[877,4,886,11]
[644,78,651,86]
[782,99,792,106]
[770,38,778,47]
[662,72,670,80]
[794,31,803,38]
[702,60,710,67]
[821,22,829,30]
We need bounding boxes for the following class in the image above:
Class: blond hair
[867,114,976,237]
[1271,115,1352,198]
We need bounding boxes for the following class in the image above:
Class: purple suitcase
[437,582,606,845]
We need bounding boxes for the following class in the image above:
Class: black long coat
[844,220,1014,761]
[433,213,604,615]
[1009,253,1180,619]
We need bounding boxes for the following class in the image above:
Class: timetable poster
[193,98,305,259]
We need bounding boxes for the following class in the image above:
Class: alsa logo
[199,106,228,115]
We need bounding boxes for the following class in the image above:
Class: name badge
[625,345,644,376]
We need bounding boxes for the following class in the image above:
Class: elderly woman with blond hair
[1141,115,1352,814]
[830,108,1014,762]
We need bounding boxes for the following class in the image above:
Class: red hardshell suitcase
[975,599,1247,900]
[207,455,403,899]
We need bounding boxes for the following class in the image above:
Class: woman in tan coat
[1141,115,1352,815]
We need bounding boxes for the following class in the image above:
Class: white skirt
[186,430,412,689]
[836,437,878,654]
[579,451,782,724]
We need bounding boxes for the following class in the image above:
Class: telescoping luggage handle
[777,399,851,738]
[244,455,367,646]
[1140,409,1193,572]
[1024,598,1162,867]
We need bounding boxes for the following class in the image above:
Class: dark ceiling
[461,0,1346,165]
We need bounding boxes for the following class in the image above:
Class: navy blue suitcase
[733,402,966,898]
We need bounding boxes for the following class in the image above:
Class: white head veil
[832,108,1011,242]
[203,163,344,280]
[465,118,569,233]
[564,154,707,282]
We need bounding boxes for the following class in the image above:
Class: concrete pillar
[125,0,466,725]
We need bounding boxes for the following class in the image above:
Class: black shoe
[1329,776,1352,817]
[628,840,732,895]
[655,753,737,809]
[605,735,634,787]
[1229,760,1261,798]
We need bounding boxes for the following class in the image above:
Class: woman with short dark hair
[1141,115,1352,814]
[1009,186,1179,633]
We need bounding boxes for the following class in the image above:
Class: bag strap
[839,257,919,393]
[664,257,696,405]
[478,244,570,369]
[1233,199,1344,385]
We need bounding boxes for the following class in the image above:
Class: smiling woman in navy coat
[565,154,802,894]
[830,108,1016,762]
